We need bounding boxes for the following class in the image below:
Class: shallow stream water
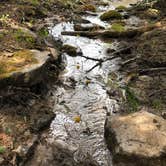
[49,0,140,165]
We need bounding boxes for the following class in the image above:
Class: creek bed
[47,0,139,165]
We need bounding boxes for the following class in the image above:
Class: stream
[48,0,140,165]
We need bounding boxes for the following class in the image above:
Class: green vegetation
[38,27,49,38]
[115,5,127,12]
[152,99,163,110]
[100,10,122,21]
[14,29,35,43]
[0,146,6,154]
[111,23,125,32]
[125,87,140,112]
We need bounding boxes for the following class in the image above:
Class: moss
[125,86,140,112]
[0,146,6,154]
[100,10,122,21]
[115,5,127,12]
[111,23,125,32]
[0,50,37,78]
[152,99,164,110]
[38,27,49,38]
[13,29,36,48]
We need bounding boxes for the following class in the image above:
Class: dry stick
[138,67,166,75]
[86,46,133,73]
[121,57,138,66]
[79,54,103,62]
[104,46,132,62]
[86,61,102,73]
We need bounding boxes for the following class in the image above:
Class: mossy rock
[115,5,127,12]
[100,10,122,21]
[62,44,78,57]
[110,23,125,32]
[0,50,37,78]
[0,49,51,87]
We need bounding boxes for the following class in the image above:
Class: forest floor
[0,0,165,165]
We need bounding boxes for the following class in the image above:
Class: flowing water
[48,0,140,165]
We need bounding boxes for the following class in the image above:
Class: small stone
[161,112,166,119]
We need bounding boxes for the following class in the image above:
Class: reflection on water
[50,21,119,165]
[49,0,140,165]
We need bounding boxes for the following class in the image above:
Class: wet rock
[62,44,82,57]
[144,8,160,19]
[26,139,99,166]
[74,23,104,31]
[105,110,166,166]
[30,111,55,132]
[100,10,122,21]
[161,112,166,119]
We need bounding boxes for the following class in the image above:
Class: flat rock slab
[0,49,51,88]
[105,110,166,166]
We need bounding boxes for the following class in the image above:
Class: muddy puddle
[47,0,140,165]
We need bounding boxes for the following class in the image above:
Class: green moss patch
[100,10,122,21]
[111,23,125,32]
[0,50,38,78]
[125,87,140,112]
[115,5,127,12]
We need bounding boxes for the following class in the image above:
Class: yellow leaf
[73,116,81,123]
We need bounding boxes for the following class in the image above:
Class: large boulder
[0,49,52,88]
[105,110,166,166]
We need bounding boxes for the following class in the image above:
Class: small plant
[0,14,9,22]
[125,86,140,112]
[0,146,6,154]
[38,27,49,38]
[152,99,163,109]
[111,23,125,32]
[100,10,122,21]
[0,14,10,26]
[14,29,35,46]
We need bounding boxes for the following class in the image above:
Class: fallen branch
[138,67,166,75]
[86,61,102,73]
[104,46,132,62]
[62,23,162,38]
[86,46,133,73]
[79,54,103,62]
[121,57,138,66]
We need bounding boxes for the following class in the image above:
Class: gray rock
[0,50,52,88]
[105,110,166,166]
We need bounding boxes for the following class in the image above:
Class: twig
[138,67,166,75]
[104,46,132,62]
[79,54,103,62]
[86,61,102,73]
[121,57,138,66]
